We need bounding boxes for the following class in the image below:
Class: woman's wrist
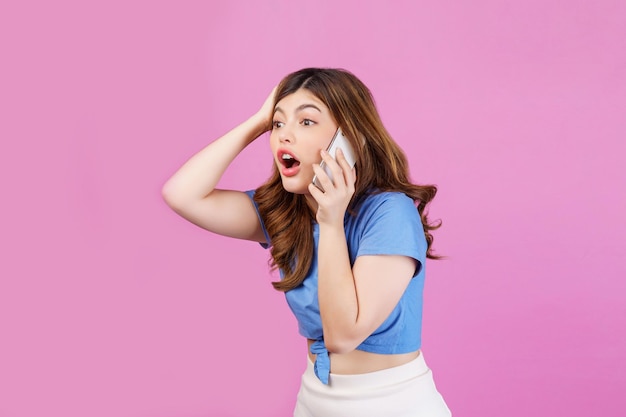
[318,222,346,239]
[248,111,271,139]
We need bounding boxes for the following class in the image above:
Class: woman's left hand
[308,148,356,226]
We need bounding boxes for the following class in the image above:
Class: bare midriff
[307,339,421,375]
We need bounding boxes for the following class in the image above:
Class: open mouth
[279,152,301,169]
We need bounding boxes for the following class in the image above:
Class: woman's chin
[280,178,311,195]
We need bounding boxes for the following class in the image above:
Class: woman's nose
[278,126,294,143]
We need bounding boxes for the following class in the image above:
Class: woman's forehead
[275,89,327,111]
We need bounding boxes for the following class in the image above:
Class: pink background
[1,1,624,416]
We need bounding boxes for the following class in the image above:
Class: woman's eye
[302,119,315,126]
[272,121,284,129]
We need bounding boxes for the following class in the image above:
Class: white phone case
[312,128,357,191]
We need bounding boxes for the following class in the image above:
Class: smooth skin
[162,88,420,374]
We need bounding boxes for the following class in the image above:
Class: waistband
[305,352,430,390]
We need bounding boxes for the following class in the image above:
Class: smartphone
[312,128,357,192]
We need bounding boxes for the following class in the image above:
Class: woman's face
[270,88,338,194]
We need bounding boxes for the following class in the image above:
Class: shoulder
[348,190,427,265]
[349,190,424,237]
[355,191,418,220]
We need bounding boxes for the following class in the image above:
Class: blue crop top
[245,190,428,384]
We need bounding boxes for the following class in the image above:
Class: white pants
[293,353,451,417]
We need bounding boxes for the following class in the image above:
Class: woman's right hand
[255,86,278,133]
[162,87,279,243]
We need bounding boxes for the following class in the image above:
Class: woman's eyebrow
[295,103,322,113]
[274,103,322,115]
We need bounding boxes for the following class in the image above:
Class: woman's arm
[162,89,275,242]
[309,149,416,354]
[319,250,416,354]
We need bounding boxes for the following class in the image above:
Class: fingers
[311,162,334,193]
[322,148,355,187]
[258,86,278,131]
[308,180,324,199]
[335,148,356,186]
[313,149,356,194]
[310,148,356,225]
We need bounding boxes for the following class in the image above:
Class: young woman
[162,68,451,417]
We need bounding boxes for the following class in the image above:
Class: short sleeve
[244,190,271,249]
[354,193,427,276]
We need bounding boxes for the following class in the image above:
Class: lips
[277,149,301,177]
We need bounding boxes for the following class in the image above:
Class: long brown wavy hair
[254,68,441,292]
